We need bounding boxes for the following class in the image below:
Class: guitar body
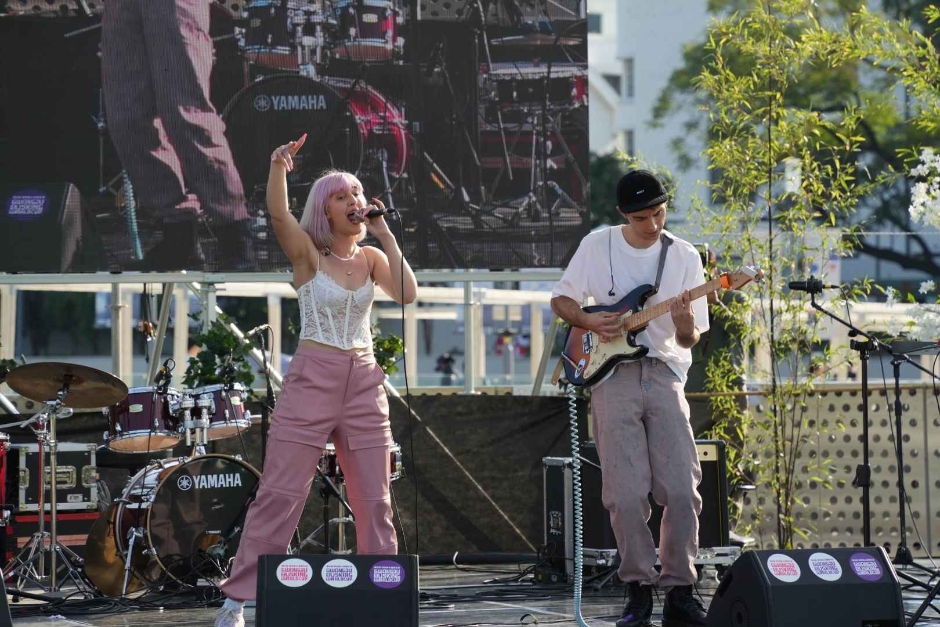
[561,284,656,388]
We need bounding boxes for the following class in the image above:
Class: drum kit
[0,360,403,597]
[222,0,414,201]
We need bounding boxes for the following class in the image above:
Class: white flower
[909,151,940,229]
[885,286,898,307]
[909,305,940,342]
[919,280,936,295]
[884,317,906,338]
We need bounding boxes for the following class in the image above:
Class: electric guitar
[560,267,762,387]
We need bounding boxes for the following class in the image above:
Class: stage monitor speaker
[256,554,419,626]
[0,183,83,273]
[706,548,903,627]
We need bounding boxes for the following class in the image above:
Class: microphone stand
[807,290,877,546]
[257,329,275,469]
[889,344,940,625]
[807,286,940,617]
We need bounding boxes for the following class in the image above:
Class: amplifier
[706,548,903,626]
[256,554,419,626]
[538,440,730,583]
[6,443,99,513]
[0,183,84,273]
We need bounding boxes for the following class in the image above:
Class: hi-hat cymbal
[5,362,128,408]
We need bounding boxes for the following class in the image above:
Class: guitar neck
[622,277,723,331]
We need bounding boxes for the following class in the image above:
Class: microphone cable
[389,208,419,556]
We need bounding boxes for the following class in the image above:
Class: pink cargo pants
[219,345,398,601]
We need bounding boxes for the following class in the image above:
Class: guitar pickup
[581,333,594,353]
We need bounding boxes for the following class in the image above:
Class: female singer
[215,134,417,627]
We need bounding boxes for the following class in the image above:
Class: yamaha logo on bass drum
[253,93,328,112]
[177,473,244,491]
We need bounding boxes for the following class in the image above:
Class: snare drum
[104,387,182,453]
[317,441,403,483]
[188,383,252,440]
[333,0,404,62]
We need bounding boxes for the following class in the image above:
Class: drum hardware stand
[121,527,145,596]
[297,469,356,555]
[3,388,93,595]
[468,0,513,183]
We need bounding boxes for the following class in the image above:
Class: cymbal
[490,34,583,47]
[84,504,146,596]
[4,362,128,408]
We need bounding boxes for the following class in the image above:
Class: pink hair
[298,170,364,253]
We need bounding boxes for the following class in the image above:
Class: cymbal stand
[469,0,513,184]
[3,386,93,594]
[297,469,356,555]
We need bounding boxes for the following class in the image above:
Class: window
[602,73,621,94]
[624,130,635,157]
[623,58,635,98]
[587,12,602,33]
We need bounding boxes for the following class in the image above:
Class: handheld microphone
[788,277,838,294]
[245,324,271,338]
[365,206,399,219]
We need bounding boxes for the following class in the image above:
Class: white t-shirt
[551,227,709,382]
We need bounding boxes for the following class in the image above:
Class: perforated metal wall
[742,386,939,556]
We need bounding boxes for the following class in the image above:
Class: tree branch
[859,237,940,276]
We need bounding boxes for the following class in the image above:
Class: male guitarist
[551,170,709,627]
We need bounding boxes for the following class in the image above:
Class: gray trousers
[591,357,702,587]
[101,0,249,224]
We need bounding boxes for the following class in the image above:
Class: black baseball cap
[616,169,669,213]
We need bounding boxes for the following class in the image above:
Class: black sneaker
[214,219,257,272]
[146,218,205,271]
[663,585,707,627]
[616,581,654,627]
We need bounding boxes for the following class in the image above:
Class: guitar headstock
[720,266,764,290]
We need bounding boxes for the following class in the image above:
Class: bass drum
[115,454,260,585]
[223,74,364,192]
[222,74,410,192]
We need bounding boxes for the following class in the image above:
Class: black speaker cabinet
[706,548,903,627]
[581,440,730,549]
[0,182,83,272]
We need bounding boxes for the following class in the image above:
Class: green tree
[653,0,940,277]
[689,0,881,549]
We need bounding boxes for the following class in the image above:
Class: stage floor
[8,563,940,626]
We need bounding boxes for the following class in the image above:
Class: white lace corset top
[297,271,374,350]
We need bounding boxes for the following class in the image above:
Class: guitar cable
[566,383,590,627]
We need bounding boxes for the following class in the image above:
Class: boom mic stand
[803,281,940,618]
[804,287,877,547]
[888,344,940,625]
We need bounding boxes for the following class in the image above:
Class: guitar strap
[650,232,673,295]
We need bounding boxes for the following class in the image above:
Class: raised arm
[267,135,312,265]
[362,198,417,304]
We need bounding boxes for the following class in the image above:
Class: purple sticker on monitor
[849,553,884,582]
[370,560,405,589]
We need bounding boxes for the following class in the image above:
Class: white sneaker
[215,604,245,627]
